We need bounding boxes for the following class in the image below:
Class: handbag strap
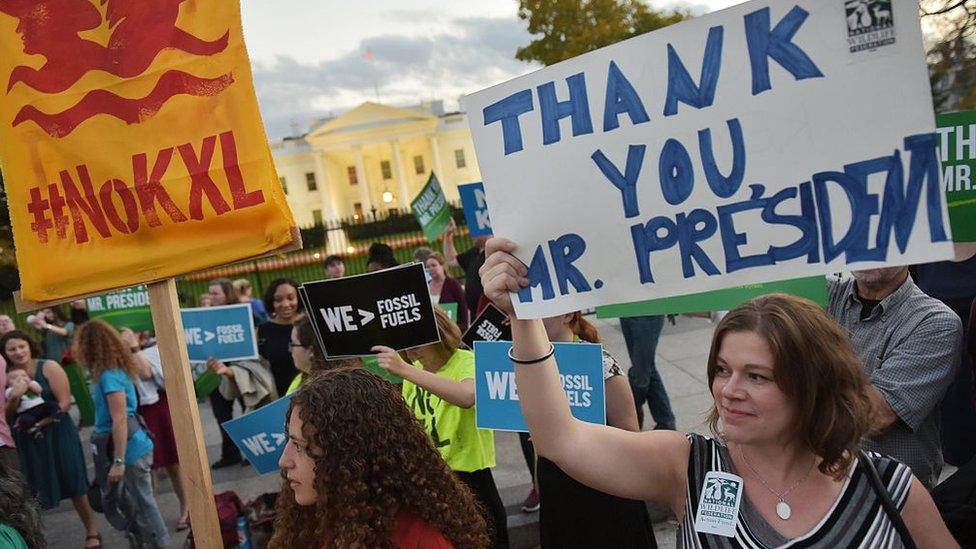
[858,450,917,549]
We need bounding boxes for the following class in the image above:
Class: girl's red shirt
[390,508,454,548]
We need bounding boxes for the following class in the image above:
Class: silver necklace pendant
[776,500,792,520]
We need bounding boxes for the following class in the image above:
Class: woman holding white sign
[373,307,509,548]
[480,238,956,548]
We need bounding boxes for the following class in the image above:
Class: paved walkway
[39,315,719,548]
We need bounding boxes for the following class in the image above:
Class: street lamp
[382,189,395,204]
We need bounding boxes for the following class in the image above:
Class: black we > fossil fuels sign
[300,263,441,358]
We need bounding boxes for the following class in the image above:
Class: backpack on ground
[186,491,246,548]
[244,492,278,547]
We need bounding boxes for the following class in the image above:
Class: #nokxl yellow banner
[0,0,297,302]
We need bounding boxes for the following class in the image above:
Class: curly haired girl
[271,367,489,548]
[373,308,507,548]
[74,320,169,548]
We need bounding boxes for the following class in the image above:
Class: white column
[389,140,410,210]
[312,152,339,220]
[353,145,373,215]
[428,134,444,180]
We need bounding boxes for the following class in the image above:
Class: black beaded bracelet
[508,343,555,365]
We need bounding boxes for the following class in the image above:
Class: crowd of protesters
[2,222,976,548]
[0,303,184,547]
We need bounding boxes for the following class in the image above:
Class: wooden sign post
[148,280,222,542]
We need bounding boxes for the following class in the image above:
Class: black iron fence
[0,204,477,329]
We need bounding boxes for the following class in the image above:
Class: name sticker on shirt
[694,471,744,537]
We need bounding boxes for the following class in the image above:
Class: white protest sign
[462,0,953,318]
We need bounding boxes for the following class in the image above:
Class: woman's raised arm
[481,238,690,509]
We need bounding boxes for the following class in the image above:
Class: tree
[922,0,976,110]
[515,0,688,66]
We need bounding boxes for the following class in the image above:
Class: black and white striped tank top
[678,434,913,549]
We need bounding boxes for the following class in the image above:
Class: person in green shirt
[0,460,45,548]
[373,308,509,549]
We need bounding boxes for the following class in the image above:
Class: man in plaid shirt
[827,266,962,488]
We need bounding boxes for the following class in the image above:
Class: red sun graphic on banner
[1,0,234,137]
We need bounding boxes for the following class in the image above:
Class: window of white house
[312,209,323,225]
[454,149,466,169]
[347,166,358,185]
[279,176,287,194]
[413,155,425,175]
[380,160,392,180]
[305,172,317,191]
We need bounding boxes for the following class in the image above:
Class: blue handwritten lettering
[548,233,593,295]
[717,184,775,273]
[881,134,949,251]
[592,145,646,218]
[676,209,720,278]
[538,73,594,145]
[517,245,555,303]
[483,90,534,155]
[812,170,873,263]
[699,118,746,198]
[844,156,892,261]
[659,138,695,205]
[762,182,820,263]
[630,217,678,284]
[604,61,650,132]
[744,6,824,96]
[664,26,725,116]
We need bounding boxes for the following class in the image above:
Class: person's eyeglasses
[288,341,309,351]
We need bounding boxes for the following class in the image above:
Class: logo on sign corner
[844,0,895,53]
[0,0,234,137]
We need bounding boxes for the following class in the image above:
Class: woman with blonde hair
[74,320,168,548]
[233,278,268,324]
[373,307,508,548]
[481,237,957,548]
[271,368,488,548]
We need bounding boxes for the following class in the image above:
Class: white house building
[272,100,483,226]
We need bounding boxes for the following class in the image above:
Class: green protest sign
[438,302,458,323]
[362,355,402,384]
[596,276,827,318]
[86,285,154,332]
[938,110,976,242]
[194,369,222,399]
[411,173,452,242]
[64,363,94,427]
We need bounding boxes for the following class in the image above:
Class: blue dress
[14,360,89,509]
